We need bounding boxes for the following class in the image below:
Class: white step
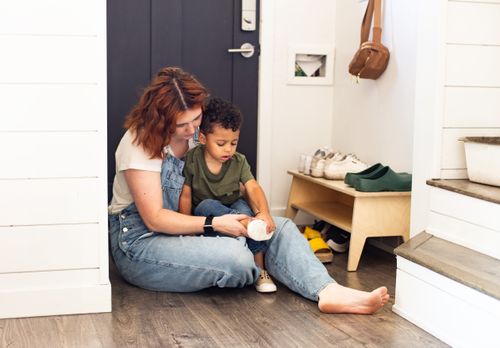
[394,232,500,348]
[427,179,500,260]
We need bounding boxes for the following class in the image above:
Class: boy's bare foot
[318,283,389,314]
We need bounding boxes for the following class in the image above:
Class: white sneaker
[323,152,344,168]
[324,154,368,180]
[255,270,277,293]
[311,152,344,178]
[311,148,335,177]
[310,158,326,177]
[309,148,326,175]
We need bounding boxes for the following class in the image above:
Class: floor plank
[0,244,448,347]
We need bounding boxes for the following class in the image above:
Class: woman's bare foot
[318,283,389,314]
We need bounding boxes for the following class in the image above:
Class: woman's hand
[256,211,276,234]
[212,214,249,237]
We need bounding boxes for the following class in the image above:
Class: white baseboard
[0,283,111,319]
[391,305,451,346]
[394,257,500,348]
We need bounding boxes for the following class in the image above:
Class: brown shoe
[255,270,277,293]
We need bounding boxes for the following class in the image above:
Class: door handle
[228,43,255,58]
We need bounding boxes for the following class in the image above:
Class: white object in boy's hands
[247,219,273,241]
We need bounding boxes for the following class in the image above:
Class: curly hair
[200,97,243,134]
[124,67,209,159]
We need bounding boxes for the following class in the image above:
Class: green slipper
[344,163,385,187]
[355,167,412,192]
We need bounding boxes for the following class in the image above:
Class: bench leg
[401,232,409,243]
[285,204,299,220]
[347,233,367,272]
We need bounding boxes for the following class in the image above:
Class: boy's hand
[255,211,275,234]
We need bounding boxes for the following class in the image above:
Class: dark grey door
[107,0,260,199]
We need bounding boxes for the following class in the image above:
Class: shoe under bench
[286,170,410,271]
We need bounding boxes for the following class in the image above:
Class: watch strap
[203,215,215,234]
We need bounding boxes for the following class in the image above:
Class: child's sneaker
[255,270,277,293]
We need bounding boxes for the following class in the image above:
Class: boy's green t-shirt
[183,145,255,208]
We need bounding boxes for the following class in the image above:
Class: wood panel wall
[0,0,110,318]
[441,0,500,178]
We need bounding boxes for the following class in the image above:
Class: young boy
[179,97,277,293]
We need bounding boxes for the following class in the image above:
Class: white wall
[259,0,336,215]
[332,0,418,173]
[259,0,419,215]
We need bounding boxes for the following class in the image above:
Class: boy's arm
[179,184,193,215]
[243,179,275,232]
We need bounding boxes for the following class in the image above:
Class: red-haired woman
[108,67,389,314]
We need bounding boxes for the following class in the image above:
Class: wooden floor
[0,245,448,347]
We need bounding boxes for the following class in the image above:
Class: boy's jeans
[194,198,266,255]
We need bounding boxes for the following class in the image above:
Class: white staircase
[393,179,500,348]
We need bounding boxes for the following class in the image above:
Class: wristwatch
[203,215,215,234]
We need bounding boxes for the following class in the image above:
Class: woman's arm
[243,179,276,232]
[178,185,193,215]
[125,169,248,236]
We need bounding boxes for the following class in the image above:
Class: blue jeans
[109,153,335,300]
[194,198,266,255]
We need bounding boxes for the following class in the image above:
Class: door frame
[256,1,274,206]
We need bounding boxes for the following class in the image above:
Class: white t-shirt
[108,130,162,214]
[108,129,196,214]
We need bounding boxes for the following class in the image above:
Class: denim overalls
[109,151,334,299]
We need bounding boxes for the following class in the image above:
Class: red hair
[124,67,208,159]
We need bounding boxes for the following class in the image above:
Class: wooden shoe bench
[286,170,411,271]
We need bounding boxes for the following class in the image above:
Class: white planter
[461,137,500,187]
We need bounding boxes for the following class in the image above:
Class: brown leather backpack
[348,0,390,80]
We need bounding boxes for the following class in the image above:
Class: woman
[108,66,389,314]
